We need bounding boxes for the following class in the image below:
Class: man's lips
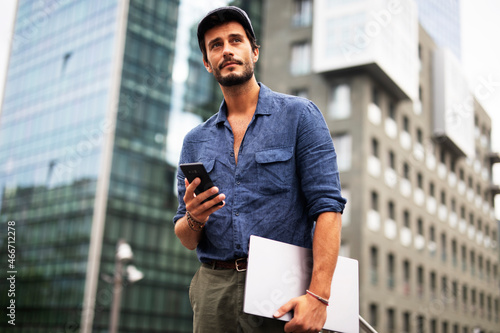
[220,60,242,69]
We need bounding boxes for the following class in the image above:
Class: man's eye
[211,42,222,49]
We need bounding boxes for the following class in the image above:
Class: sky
[0,0,499,214]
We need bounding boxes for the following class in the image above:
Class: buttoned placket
[224,114,258,257]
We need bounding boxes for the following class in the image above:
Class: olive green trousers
[189,264,286,333]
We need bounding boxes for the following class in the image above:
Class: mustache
[219,58,243,70]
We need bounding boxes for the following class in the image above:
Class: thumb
[273,298,297,318]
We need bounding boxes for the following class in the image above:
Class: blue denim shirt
[174,83,346,263]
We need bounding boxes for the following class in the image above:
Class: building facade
[0,0,261,332]
[260,0,499,332]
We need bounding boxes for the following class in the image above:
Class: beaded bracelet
[306,289,329,306]
[186,211,205,232]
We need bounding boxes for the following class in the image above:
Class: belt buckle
[235,258,247,272]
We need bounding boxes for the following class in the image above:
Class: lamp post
[109,239,143,333]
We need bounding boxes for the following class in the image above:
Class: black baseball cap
[197,6,256,52]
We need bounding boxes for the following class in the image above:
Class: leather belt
[207,258,247,271]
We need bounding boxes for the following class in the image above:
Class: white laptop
[243,235,359,333]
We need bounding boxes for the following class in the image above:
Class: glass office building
[414,0,462,61]
[0,0,262,332]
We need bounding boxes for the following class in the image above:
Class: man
[173,6,346,333]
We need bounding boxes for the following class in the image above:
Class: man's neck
[220,77,260,117]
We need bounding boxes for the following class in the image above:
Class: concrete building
[260,0,499,332]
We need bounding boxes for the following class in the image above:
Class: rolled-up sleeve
[295,102,346,219]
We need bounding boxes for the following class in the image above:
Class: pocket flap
[255,147,294,164]
[200,159,215,172]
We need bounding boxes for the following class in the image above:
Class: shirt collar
[215,83,273,125]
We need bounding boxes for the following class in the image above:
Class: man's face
[203,21,259,87]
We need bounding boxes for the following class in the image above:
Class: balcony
[489,152,500,164]
[490,183,500,197]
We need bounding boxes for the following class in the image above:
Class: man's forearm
[174,214,203,250]
[308,211,342,300]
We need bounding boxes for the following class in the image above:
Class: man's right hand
[175,178,225,250]
[184,177,226,224]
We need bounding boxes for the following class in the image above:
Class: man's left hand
[273,293,327,332]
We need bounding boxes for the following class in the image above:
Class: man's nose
[222,42,234,56]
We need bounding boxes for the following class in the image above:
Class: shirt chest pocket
[255,147,294,195]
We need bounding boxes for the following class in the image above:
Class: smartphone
[180,162,223,206]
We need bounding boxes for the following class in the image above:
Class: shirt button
[235,212,239,216]
[236,244,241,249]
[236,181,241,185]
[230,152,234,157]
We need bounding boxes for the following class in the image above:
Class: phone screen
[180,162,223,206]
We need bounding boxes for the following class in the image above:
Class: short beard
[213,62,254,87]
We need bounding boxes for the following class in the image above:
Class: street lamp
[109,239,144,333]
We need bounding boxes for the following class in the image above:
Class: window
[450,158,456,174]
[403,312,411,333]
[403,260,410,295]
[403,162,410,179]
[451,239,457,266]
[372,87,380,106]
[461,245,467,271]
[292,0,312,27]
[371,138,379,157]
[417,218,424,235]
[462,284,468,311]
[417,315,425,333]
[417,266,424,297]
[371,191,379,211]
[370,246,378,285]
[388,150,396,169]
[440,148,446,165]
[470,250,476,276]
[387,308,395,333]
[332,133,352,171]
[471,288,477,312]
[388,102,396,120]
[403,210,410,228]
[387,253,395,289]
[478,255,483,279]
[429,225,435,243]
[441,275,448,299]
[369,303,378,328]
[440,191,446,205]
[441,232,447,262]
[430,271,437,297]
[452,281,458,308]
[430,319,437,333]
[403,116,410,133]
[416,128,423,144]
[328,84,351,119]
[417,173,423,189]
[290,42,310,76]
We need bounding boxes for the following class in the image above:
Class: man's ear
[203,58,213,73]
[253,48,259,63]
